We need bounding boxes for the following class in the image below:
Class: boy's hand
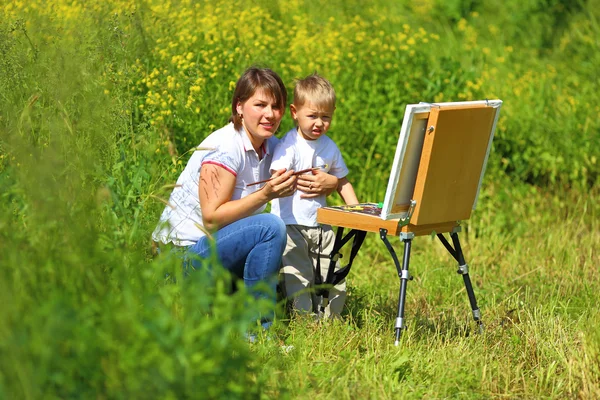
[297,170,338,198]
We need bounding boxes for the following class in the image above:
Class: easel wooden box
[317,100,502,345]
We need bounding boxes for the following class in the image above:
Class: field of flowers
[1,0,599,398]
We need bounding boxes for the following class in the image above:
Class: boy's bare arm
[337,177,359,205]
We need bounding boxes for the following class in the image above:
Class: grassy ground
[253,184,600,399]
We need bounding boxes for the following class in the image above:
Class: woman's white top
[152,123,277,246]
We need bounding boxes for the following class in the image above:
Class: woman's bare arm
[199,164,296,231]
[297,169,339,199]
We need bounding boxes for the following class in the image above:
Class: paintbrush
[246,164,328,187]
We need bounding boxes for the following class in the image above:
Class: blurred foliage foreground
[0,0,599,398]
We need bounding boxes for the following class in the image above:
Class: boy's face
[290,101,334,141]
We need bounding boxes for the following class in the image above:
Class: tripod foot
[394,317,404,346]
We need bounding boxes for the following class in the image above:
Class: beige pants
[280,225,346,318]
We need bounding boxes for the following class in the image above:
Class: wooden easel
[317,100,502,345]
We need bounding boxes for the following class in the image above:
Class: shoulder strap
[316,228,367,307]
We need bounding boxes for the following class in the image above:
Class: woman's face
[237,89,284,150]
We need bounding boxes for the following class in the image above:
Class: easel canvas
[317,100,503,345]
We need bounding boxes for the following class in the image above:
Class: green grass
[1,0,599,398]
[258,186,600,398]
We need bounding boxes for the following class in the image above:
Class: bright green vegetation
[1,0,599,398]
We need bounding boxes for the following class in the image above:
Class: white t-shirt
[270,127,349,227]
[152,123,277,246]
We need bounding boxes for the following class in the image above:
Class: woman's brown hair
[230,67,287,131]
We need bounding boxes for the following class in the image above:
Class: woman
[152,67,338,329]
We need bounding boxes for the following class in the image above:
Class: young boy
[270,73,359,318]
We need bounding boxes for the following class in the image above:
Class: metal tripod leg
[380,228,414,346]
[437,230,484,334]
[450,232,484,334]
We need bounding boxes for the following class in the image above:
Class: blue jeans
[186,213,286,327]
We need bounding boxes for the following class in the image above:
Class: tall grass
[1,0,599,398]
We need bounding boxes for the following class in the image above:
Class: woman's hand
[297,169,338,199]
[262,168,297,200]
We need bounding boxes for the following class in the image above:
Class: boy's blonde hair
[293,73,336,110]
